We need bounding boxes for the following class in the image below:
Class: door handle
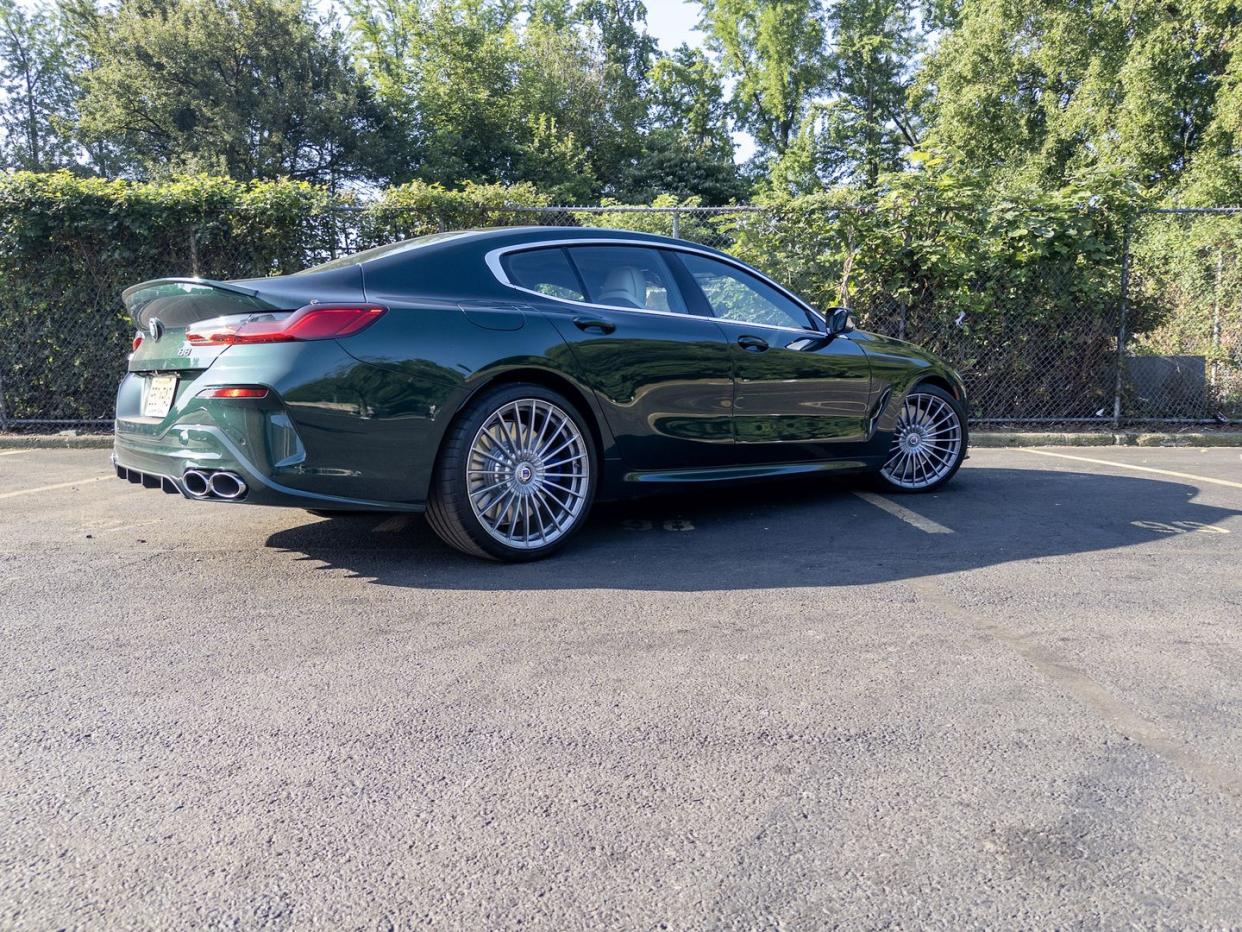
[572,316,616,334]
[736,334,769,352]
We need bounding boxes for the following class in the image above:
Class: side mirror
[825,306,856,336]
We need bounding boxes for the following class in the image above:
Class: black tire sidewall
[873,384,968,494]
[429,383,599,561]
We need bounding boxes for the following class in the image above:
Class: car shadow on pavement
[265,466,1242,591]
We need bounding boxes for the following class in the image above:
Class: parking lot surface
[2,445,1241,928]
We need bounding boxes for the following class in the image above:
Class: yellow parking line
[0,475,113,500]
[854,491,954,534]
[1023,449,1242,490]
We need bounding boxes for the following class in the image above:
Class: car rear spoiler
[122,278,276,331]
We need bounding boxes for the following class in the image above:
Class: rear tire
[426,383,598,561]
[873,384,967,493]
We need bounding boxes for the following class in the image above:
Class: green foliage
[816,0,922,187]
[622,45,749,204]
[726,162,1140,416]
[75,0,392,184]
[0,171,334,420]
[345,0,740,201]
[1130,214,1242,415]
[0,0,82,171]
[358,178,551,244]
[918,0,1239,198]
[700,0,827,157]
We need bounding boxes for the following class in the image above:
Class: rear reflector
[198,386,269,399]
[132,332,144,352]
[185,304,386,346]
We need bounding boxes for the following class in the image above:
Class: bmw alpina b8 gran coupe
[115,227,968,560]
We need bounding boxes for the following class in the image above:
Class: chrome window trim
[484,238,827,336]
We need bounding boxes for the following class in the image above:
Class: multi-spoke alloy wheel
[426,384,597,561]
[878,388,966,492]
[466,399,589,549]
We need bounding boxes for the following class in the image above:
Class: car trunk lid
[125,278,282,372]
[124,267,367,372]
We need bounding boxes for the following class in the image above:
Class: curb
[3,431,1241,451]
[972,432,1242,448]
[0,433,113,449]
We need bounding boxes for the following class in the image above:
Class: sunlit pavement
[2,446,1240,927]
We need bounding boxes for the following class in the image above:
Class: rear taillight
[132,332,144,352]
[198,386,269,399]
[185,305,386,346]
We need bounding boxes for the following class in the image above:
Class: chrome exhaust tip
[208,471,247,500]
[182,469,210,498]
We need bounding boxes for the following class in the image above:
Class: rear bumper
[112,457,184,496]
[112,421,423,512]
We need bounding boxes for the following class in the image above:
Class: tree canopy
[0,0,1239,206]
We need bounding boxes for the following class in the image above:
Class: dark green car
[115,227,968,560]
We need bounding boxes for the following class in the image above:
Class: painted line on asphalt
[373,515,413,533]
[0,450,32,457]
[853,491,954,534]
[0,474,113,500]
[1023,449,1242,490]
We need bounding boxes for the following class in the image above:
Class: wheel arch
[911,374,961,401]
[446,365,610,470]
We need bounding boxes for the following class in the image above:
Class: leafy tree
[817,0,922,187]
[918,0,1241,197]
[624,44,748,203]
[698,0,828,159]
[350,0,671,200]
[75,0,393,184]
[0,0,81,170]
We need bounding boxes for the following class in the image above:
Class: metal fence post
[671,208,681,240]
[1212,249,1223,390]
[188,228,200,278]
[1112,219,1134,428]
[0,368,8,432]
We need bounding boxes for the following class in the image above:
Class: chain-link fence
[1123,209,1242,423]
[0,204,1238,431]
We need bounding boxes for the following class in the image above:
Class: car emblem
[148,318,165,342]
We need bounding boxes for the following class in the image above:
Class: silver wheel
[466,398,590,550]
[880,391,963,490]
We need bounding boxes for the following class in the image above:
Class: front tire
[874,385,967,493]
[426,383,598,561]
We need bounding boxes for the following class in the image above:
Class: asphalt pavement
[1,445,1240,928]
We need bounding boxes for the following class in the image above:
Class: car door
[497,244,735,470]
[670,251,873,460]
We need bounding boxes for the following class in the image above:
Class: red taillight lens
[198,386,269,400]
[132,332,144,352]
[185,305,386,346]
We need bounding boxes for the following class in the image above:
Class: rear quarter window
[502,248,585,302]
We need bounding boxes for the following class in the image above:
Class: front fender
[852,331,967,434]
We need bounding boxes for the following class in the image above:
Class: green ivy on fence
[2,168,1237,426]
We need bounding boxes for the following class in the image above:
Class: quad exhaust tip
[208,471,247,500]
[180,469,246,500]
[182,469,210,498]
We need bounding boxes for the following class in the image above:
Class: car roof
[387,226,735,262]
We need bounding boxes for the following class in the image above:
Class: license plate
[142,374,178,418]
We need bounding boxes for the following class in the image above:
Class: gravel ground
[1,446,1240,929]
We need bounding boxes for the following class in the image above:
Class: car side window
[503,248,586,302]
[566,246,689,313]
[678,253,815,330]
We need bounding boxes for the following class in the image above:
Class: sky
[645,1,704,51]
